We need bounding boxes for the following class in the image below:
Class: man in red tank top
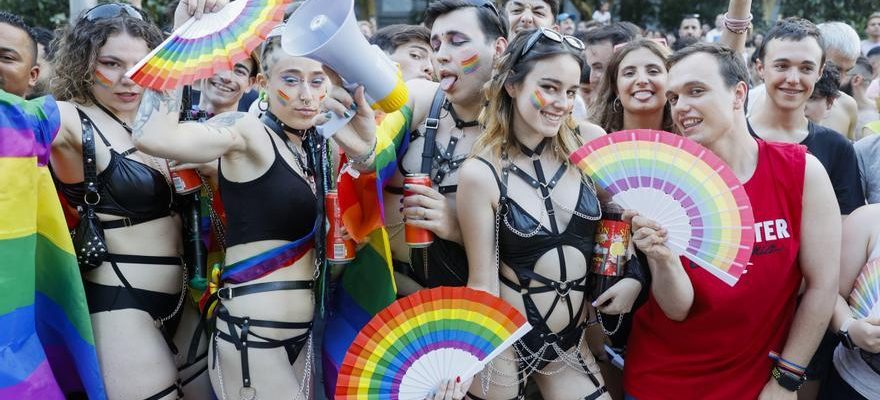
[622,37,841,400]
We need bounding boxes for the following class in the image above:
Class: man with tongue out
[335,0,510,296]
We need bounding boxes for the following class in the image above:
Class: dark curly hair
[51,13,163,104]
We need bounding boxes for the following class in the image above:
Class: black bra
[53,112,173,220]
[474,155,600,271]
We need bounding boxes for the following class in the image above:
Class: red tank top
[624,139,807,400]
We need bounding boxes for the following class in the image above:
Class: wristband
[768,351,807,373]
[348,137,377,166]
[723,12,753,34]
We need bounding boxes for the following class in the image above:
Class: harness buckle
[424,117,440,130]
[218,287,233,300]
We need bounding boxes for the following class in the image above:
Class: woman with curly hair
[48,2,222,398]
[452,28,645,400]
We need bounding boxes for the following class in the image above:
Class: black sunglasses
[521,27,585,58]
[82,3,145,24]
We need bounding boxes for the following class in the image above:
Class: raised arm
[457,159,502,296]
[132,88,249,163]
[719,0,752,55]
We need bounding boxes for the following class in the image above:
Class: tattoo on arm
[132,88,182,139]
[207,112,246,128]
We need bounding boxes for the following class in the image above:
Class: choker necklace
[261,111,308,139]
[93,100,133,133]
[442,100,479,129]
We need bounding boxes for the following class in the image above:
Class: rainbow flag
[323,106,413,396]
[0,91,106,399]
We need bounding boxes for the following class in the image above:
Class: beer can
[403,173,434,248]
[170,168,202,195]
[325,190,355,264]
[590,203,630,300]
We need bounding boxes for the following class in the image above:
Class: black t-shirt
[748,121,865,214]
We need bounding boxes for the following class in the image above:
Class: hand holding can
[403,174,434,248]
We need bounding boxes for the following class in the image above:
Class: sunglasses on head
[521,27,585,58]
[82,3,145,24]
[463,0,506,37]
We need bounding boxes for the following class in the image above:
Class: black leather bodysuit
[470,139,607,400]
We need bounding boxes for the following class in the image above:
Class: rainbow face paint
[529,90,548,110]
[277,89,291,106]
[94,70,114,88]
[461,53,480,75]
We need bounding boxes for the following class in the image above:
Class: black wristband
[771,366,806,392]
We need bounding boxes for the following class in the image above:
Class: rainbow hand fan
[849,259,880,319]
[335,286,531,399]
[569,129,755,286]
[126,0,289,90]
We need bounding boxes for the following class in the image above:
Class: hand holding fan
[335,286,531,400]
[569,129,755,286]
[126,0,290,90]
[850,259,880,319]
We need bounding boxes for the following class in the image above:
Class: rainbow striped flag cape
[322,106,413,396]
[0,91,106,399]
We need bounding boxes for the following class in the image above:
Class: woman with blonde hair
[453,28,645,400]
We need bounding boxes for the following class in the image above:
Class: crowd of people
[2,0,880,399]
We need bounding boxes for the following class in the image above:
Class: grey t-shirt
[855,134,880,204]
[833,345,879,399]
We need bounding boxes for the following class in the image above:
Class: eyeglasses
[82,3,145,24]
[521,27,585,58]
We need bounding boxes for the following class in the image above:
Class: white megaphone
[282,0,408,115]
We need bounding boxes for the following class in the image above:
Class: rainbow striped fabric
[323,106,414,396]
[0,91,105,399]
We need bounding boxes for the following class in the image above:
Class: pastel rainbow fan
[569,129,755,286]
[335,286,531,399]
[849,259,880,319]
[126,0,289,90]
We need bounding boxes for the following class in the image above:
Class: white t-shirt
[861,39,880,56]
[592,10,610,24]
[705,28,722,43]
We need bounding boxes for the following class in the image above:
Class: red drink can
[325,190,355,264]
[404,174,434,248]
[170,168,202,195]
[590,203,630,299]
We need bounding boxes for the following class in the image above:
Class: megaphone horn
[282,0,408,113]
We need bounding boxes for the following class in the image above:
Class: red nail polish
[455,376,461,383]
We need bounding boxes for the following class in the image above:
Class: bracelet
[723,12,753,34]
[348,137,377,166]
[768,351,807,373]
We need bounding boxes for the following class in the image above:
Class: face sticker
[95,70,114,88]
[529,89,548,110]
[461,52,481,75]
[277,89,291,106]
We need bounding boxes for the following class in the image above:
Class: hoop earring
[612,97,622,113]
[258,90,269,112]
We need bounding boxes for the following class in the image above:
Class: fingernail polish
[324,112,333,119]
[343,111,352,119]
[455,376,461,383]
[403,184,410,189]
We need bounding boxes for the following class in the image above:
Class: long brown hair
[590,39,675,133]
[476,29,585,164]
[51,14,163,104]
